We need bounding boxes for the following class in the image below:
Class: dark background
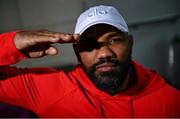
[0,0,180,117]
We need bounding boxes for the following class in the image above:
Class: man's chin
[94,71,115,82]
[89,69,125,93]
[85,57,132,94]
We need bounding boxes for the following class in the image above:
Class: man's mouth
[95,63,116,72]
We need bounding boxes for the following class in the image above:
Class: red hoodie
[0,32,180,118]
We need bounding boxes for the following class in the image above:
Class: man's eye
[109,38,124,44]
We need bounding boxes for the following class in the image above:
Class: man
[0,5,179,118]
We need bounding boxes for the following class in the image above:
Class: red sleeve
[0,32,25,66]
[0,32,36,111]
[0,32,42,113]
[0,32,66,115]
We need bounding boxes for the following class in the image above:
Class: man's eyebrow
[105,32,124,38]
[80,36,97,41]
[74,36,96,44]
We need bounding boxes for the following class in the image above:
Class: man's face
[75,24,133,94]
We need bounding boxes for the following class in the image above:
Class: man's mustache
[89,58,122,72]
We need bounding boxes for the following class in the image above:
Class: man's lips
[95,63,116,72]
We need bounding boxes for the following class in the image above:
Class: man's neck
[120,64,137,92]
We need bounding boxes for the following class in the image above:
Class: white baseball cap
[74,5,128,35]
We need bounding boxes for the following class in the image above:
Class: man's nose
[97,45,115,59]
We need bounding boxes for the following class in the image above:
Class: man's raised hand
[14,30,80,58]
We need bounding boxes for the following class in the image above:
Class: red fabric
[0,32,180,118]
[0,32,25,66]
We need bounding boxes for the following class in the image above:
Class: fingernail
[74,34,80,41]
[64,34,71,39]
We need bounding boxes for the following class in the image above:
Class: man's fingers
[35,30,80,44]
[45,46,58,56]
[28,51,45,58]
[27,46,58,58]
[59,34,78,43]
[73,34,80,41]
[41,33,80,44]
[14,30,80,57]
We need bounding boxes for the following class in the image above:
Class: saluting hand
[14,30,80,58]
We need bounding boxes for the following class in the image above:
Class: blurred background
[0,0,180,117]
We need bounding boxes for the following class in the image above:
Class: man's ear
[127,34,133,55]
[128,34,133,48]
[73,44,81,62]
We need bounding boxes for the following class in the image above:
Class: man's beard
[85,56,131,95]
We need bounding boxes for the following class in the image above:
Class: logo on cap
[88,8,108,17]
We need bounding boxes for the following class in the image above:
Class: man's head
[73,5,134,95]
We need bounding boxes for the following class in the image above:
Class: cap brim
[78,20,128,35]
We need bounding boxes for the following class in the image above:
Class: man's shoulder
[132,60,179,94]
